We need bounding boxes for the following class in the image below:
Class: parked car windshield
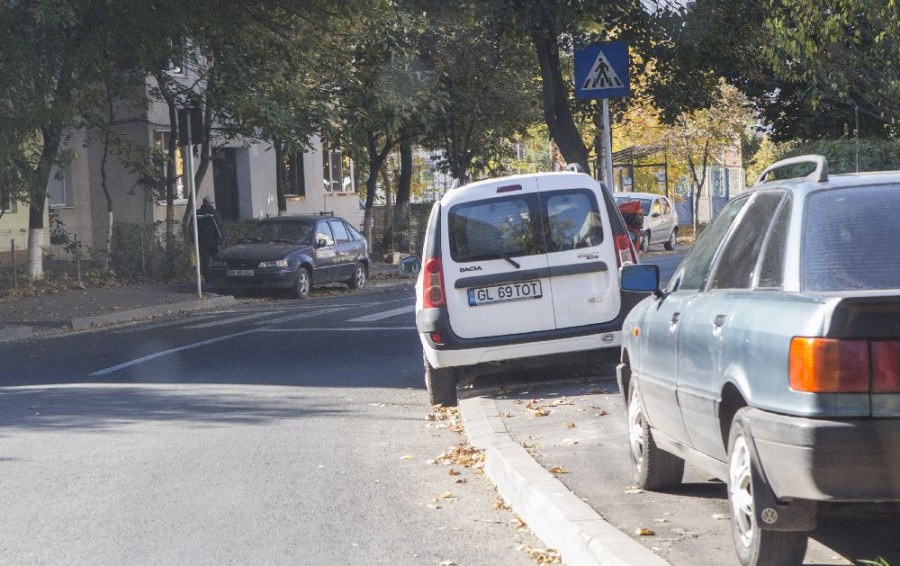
[614,197,651,215]
[803,183,900,291]
[242,220,313,245]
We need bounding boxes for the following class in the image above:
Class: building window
[322,149,355,193]
[0,185,14,212]
[47,163,72,207]
[154,130,184,199]
[164,37,186,76]
[285,152,306,197]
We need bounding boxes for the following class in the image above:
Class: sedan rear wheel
[728,409,808,566]
[348,262,367,290]
[627,379,684,490]
[664,228,677,251]
[294,267,311,299]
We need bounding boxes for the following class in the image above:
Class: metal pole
[185,115,203,298]
[602,99,614,191]
[74,234,83,288]
[11,239,17,292]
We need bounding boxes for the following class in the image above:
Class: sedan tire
[728,409,808,566]
[424,353,457,407]
[294,267,311,299]
[348,262,367,290]
[627,380,684,490]
[664,228,677,251]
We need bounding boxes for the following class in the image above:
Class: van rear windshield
[448,189,603,263]
[803,184,900,291]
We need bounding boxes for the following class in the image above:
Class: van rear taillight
[422,257,445,308]
[872,341,900,392]
[789,338,869,393]
[614,233,636,267]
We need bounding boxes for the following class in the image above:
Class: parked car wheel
[664,228,677,251]
[424,354,457,407]
[294,267,311,299]
[627,380,684,489]
[347,263,367,290]
[728,409,809,566]
[639,231,650,253]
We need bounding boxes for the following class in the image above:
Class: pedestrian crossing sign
[574,41,630,99]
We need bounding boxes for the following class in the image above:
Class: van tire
[425,354,457,407]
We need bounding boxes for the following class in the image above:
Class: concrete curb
[460,396,669,566]
[70,295,237,330]
[0,325,34,343]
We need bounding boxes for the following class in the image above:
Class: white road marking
[255,306,350,324]
[185,311,283,329]
[347,304,414,322]
[259,327,416,332]
[90,330,256,376]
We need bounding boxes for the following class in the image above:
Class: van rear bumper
[422,331,622,370]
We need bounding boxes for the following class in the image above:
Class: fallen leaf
[440,490,454,499]
[566,422,577,429]
[400,454,413,460]
[635,527,655,536]
[548,466,568,474]
[448,468,461,476]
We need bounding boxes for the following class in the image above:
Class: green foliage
[774,139,900,176]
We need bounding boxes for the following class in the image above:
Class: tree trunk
[154,72,179,252]
[274,140,287,214]
[394,139,413,253]
[363,131,396,250]
[101,82,115,270]
[529,10,590,173]
[26,127,63,280]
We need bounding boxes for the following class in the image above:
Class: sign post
[574,41,630,191]
[178,106,204,299]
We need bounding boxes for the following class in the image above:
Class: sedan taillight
[789,337,900,393]
[422,257,445,309]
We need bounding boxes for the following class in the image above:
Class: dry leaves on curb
[431,443,485,474]
[517,544,561,564]
[635,527,655,536]
[548,466,568,475]
[426,405,464,433]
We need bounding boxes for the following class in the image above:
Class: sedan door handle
[670,312,680,324]
[714,314,727,327]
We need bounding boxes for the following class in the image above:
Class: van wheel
[640,231,650,253]
[347,263,367,290]
[424,354,457,407]
[728,409,809,566]
[294,267,311,299]
[664,228,677,251]
[627,380,684,490]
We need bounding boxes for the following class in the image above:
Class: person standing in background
[194,195,224,280]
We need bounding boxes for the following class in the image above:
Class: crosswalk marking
[347,305,414,322]
[185,311,284,329]
[256,306,351,324]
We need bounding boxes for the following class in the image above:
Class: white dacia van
[415,171,643,405]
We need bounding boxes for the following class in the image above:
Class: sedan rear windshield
[803,184,900,291]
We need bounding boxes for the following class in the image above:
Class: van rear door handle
[714,314,727,327]
[670,312,680,324]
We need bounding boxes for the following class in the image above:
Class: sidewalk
[0,262,404,343]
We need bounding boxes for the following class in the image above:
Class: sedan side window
[673,196,748,291]
[316,222,335,247]
[329,220,350,245]
[709,192,785,290]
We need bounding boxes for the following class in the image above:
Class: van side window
[448,196,541,261]
[546,190,603,251]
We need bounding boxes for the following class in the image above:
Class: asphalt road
[0,284,547,565]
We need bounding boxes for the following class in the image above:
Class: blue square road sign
[574,41,630,99]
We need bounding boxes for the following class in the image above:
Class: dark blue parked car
[208,215,368,298]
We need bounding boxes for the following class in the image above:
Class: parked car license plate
[467,281,542,306]
[226,269,254,277]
